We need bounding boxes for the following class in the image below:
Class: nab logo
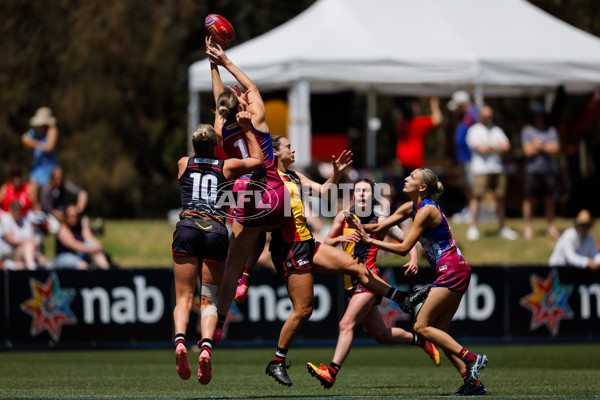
[20,273,165,342]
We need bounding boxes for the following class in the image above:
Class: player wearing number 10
[171,111,263,384]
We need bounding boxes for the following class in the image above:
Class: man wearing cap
[549,209,600,270]
[21,107,59,209]
[447,91,478,222]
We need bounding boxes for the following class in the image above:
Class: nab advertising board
[1,266,598,349]
[5,269,172,347]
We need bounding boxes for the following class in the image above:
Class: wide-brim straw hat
[29,107,57,127]
[575,209,593,226]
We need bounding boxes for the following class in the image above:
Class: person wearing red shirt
[395,98,442,171]
[0,165,33,216]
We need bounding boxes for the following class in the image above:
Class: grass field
[1,344,599,399]
[42,217,600,268]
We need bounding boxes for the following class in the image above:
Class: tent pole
[188,90,200,156]
[474,83,484,107]
[366,89,378,169]
[287,79,311,168]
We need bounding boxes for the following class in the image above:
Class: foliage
[0,0,315,218]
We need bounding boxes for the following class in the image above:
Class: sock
[199,338,213,355]
[174,333,186,348]
[238,268,252,286]
[459,348,476,363]
[412,333,426,348]
[216,314,227,331]
[328,362,341,378]
[274,347,288,363]
[386,287,403,302]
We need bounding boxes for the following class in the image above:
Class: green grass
[42,217,600,268]
[0,344,599,398]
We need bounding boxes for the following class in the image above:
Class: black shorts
[171,216,229,262]
[525,172,557,198]
[270,237,321,281]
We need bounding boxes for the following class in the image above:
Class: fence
[1,266,598,349]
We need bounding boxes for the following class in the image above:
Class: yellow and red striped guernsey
[277,169,312,242]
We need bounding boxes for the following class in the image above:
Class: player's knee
[413,321,429,339]
[371,330,391,344]
[338,316,356,334]
[349,264,368,283]
[294,303,313,322]
[200,284,218,319]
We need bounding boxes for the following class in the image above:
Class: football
[205,14,235,48]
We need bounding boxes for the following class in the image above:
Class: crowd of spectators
[0,107,113,271]
[4,97,600,272]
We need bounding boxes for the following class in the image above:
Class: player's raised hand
[227,84,250,111]
[331,149,353,175]
[206,38,229,66]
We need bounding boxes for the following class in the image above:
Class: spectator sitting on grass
[40,166,88,223]
[54,204,110,270]
[0,200,46,270]
[0,165,33,216]
[549,209,600,270]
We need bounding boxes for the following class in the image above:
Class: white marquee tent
[189,0,600,167]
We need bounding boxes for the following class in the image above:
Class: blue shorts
[55,252,87,269]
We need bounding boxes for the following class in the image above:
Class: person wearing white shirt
[465,105,518,241]
[0,200,46,270]
[549,209,600,270]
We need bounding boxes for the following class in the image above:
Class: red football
[205,14,235,48]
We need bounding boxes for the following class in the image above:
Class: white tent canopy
[189,0,600,166]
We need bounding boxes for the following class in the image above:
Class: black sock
[199,338,213,355]
[386,287,404,303]
[174,333,186,347]
[328,362,341,378]
[216,314,227,330]
[412,333,425,348]
[274,347,288,363]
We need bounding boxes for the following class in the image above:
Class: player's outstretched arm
[205,41,267,132]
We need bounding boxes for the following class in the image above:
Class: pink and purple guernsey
[410,198,470,275]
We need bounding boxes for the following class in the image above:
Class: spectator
[40,166,88,223]
[54,205,110,270]
[549,209,599,270]
[21,107,59,209]
[0,165,33,216]
[447,90,479,222]
[0,200,46,270]
[521,103,561,240]
[465,105,518,241]
[395,97,442,173]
